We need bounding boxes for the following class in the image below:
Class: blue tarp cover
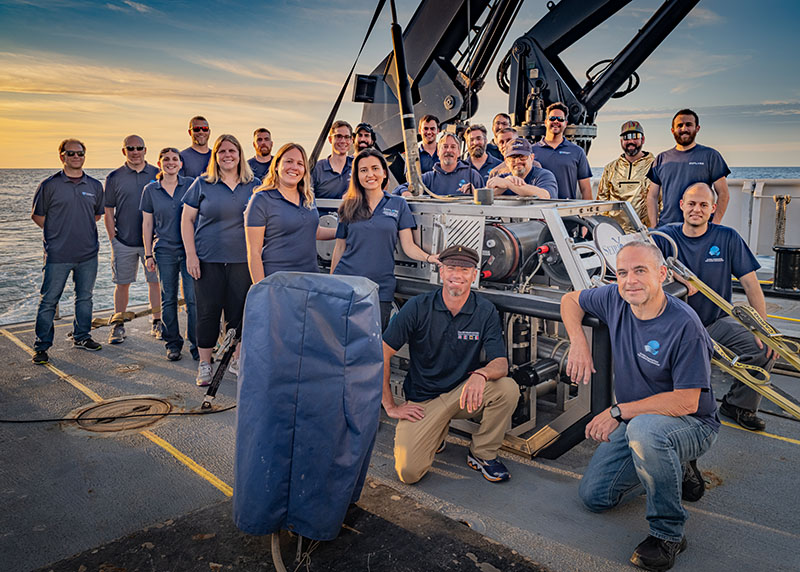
[233,272,383,540]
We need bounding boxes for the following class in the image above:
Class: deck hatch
[73,396,172,433]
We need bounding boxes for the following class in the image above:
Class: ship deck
[1,296,799,572]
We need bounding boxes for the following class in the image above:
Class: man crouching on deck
[561,241,719,572]
[381,245,518,484]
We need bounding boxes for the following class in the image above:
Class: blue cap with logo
[503,138,532,158]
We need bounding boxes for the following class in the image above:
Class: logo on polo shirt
[705,245,724,262]
[81,191,95,198]
[558,151,571,155]
[457,330,480,341]
[382,207,399,219]
[637,340,662,366]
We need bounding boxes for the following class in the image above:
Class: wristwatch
[609,404,624,423]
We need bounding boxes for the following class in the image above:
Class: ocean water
[1,167,799,326]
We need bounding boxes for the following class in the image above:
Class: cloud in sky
[123,0,152,13]
[686,7,724,27]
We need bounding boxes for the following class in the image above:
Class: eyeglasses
[63,150,85,157]
[333,134,352,140]
[192,126,210,132]
[622,133,642,140]
[125,146,145,151]
[547,116,566,123]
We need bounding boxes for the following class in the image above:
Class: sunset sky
[1,0,799,169]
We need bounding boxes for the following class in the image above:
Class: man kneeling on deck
[381,245,518,484]
[561,241,720,572]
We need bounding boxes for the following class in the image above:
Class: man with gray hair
[393,132,483,197]
[561,241,719,572]
[104,134,161,344]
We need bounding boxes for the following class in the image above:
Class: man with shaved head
[561,241,719,572]
[653,183,774,431]
[104,134,161,344]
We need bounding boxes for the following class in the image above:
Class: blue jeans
[154,249,197,352]
[578,414,717,542]
[34,257,98,351]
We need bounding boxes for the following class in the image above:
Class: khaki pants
[394,376,518,484]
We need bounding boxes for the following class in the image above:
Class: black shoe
[166,348,182,361]
[32,350,49,365]
[630,535,687,571]
[73,338,102,351]
[681,459,705,502]
[719,399,766,431]
[189,347,200,361]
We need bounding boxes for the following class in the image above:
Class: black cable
[0,404,237,424]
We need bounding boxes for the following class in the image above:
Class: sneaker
[435,440,446,454]
[108,323,126,344]
[466,453,510,482]
[681,459,705,502]
[151,319,163,340]
[228,358,239,377]
[196,361,212,386]
[32,350,49,365]
[189,347,200,361]
[719,399,766,431]
[73,337,102,351]
[630,535,687,571]
[166,348,182,362]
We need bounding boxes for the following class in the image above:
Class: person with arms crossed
[382,245,518,484]
[393,132,483,197]
[104,135,161,344]
[597,120,656,231]
[486,139,557,198]
[31,139,104,364]
[653,183,774,430]
[561,241,719,572]
[646,109,730,226]
[330,148,437,330]
[141,148,198,362]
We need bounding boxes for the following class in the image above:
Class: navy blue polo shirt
[333,192,416,302]
[244,188,320,276]
[393,161,484,196]
[182,177,261,263]
[32,171,104,264]
[312,155,353,199]
[486,141,503,161]
[418,144,438,174]
[104,163,159,247]
[498,165,558,198]
[648,144,730,225]
[180,147,211,179]
[248,157,272,181]
[139,176,193,255]
[533,139,592,199]
[383,289,506,402]
[579,284,719,431]
[653,223,759,327]
[467,153,502,181]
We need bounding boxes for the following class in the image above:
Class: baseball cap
[503,138,532,158]
[438,245,479,267]
[620,120,644,136]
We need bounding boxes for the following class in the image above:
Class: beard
[624,142,642,157]
[357,141,371,150]
[469,145,485,159]
[673,131,696,146]
[511,165,527,177]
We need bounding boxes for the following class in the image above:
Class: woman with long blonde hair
[181,134,260,385]
[245,143,335,284]
[330,148,437,330]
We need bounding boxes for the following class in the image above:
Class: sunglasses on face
[192,126,210,132]
[547,116,566,123]
[63,150,85,157]
[125,146,144,151]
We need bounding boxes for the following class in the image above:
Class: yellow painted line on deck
[768,314,800,323]
[721,420,800,446]
[1,328,103,403]
[142,431,233,497]
[0,328,233,497]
